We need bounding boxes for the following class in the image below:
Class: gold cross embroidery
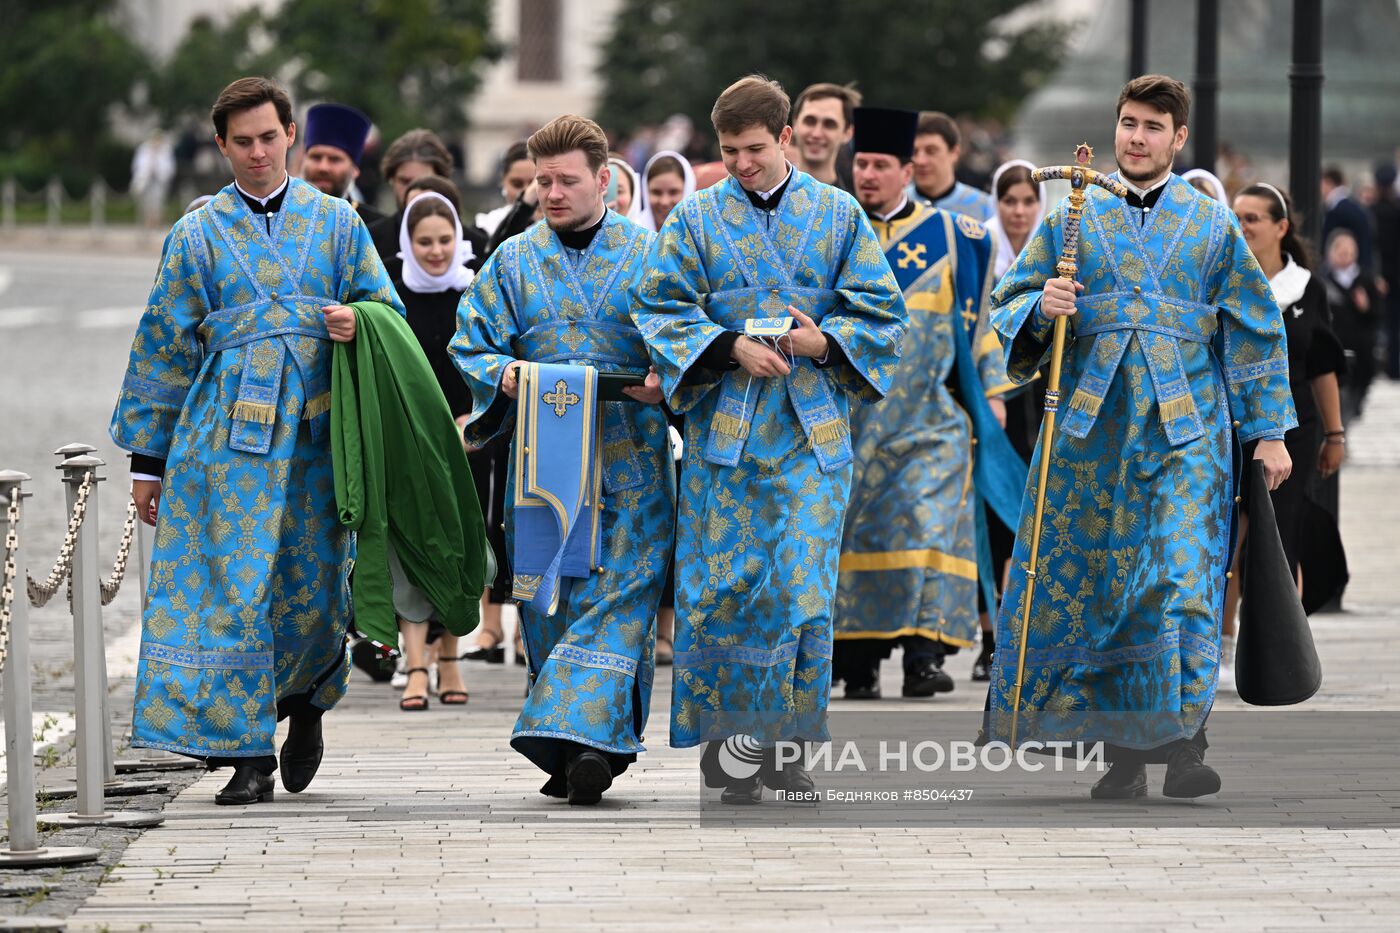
[897,242,928,270]
[542,379,580,417]
[962,298,978,329]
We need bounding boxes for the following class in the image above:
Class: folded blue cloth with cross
[512,362,603,615]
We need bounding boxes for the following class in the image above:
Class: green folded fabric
[331,300,485,647]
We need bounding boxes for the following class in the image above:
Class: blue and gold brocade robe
[629,169,907,747]
[449,211,675,777]
[109,178,404,760]
[987,174,1296,751]
[837,205,1023,649]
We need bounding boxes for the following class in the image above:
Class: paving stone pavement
[3,242,1399,929]
[46,385,1400,931]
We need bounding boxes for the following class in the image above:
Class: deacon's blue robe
[909,180,995,222]
[449,210,674,778]
[987,174,1296,752]
[837,205,1024,649]
[109,178,403,760]
[630,168,907,747]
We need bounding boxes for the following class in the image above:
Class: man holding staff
[987,75,1295,799]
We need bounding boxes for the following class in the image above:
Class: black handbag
[1236,459,1323,705]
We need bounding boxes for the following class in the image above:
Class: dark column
[1193,0,1220,172]
[1129,0,1149,79]
[1289,0,1324,247]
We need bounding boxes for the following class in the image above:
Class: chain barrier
[0,490,21,677]
[25,471,93,607]
[100,498,138,605]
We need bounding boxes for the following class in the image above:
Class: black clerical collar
[1123,176,1169,211]
[743,167,793,211]
[556,207,607,251]
[235,176,289,215]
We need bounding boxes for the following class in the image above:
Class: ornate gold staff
[1008,144,1128,747]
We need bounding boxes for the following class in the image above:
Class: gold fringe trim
[711,412,751,439]
[1159,394,1196,421]
[231,400,277,424]
[1067,391,1102,417]
[603,439,635,460]
[301,392,332,420]
[808,419,849,446]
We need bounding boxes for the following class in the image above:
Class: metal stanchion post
[0,470,99,867]
[39,455,163,829]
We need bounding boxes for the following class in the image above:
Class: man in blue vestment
[451,115,675,806]
[987,75,1295,799]
[907,112,995,222]
[631,76,907,804]
[834,107,1024,701]
[111,77,404,806]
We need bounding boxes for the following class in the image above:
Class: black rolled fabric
[1236,459,1323,706]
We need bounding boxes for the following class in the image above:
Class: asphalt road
[0,247,156,711]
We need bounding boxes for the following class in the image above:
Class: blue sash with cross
[511,362,602,615]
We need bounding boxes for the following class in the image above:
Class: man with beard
[450,115,674,805]
[790,83,859,193]
[301,102,382,226]
[986,75,1295,798]
[834,106,1023,701]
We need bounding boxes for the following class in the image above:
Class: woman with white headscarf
[983,159,1048,281]
[637,149,697,232]
[388,190,481,711]
[1182,167,1229,205]
[606,156,644,222]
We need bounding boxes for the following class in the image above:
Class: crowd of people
[106,67,1389,810]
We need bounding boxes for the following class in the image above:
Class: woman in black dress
[387,188,493,709]
[1223,183,1347,685]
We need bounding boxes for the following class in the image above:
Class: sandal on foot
[399,667,431,712]
[438,690,469,706]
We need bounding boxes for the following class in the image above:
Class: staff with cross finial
[1007,144,1128,748]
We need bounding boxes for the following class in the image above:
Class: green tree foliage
[265,0,501,143]
[597,0,1070,137]
[150,11,271,132]
[0,0,148,186]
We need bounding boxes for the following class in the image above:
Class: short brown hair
[1117,74,1190,130]
[405,175,463,214]
[380,128,453,182]
[211,77,292,140]
[527,115,609,172]
[915,112,959,151]
[711,75,790,139]
[792,82,862,130]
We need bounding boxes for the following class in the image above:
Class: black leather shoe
[1163,743,1221,798]
[903,660,955,697]
[350,639,396,682]
[720,773,764,805]
[566,751,613,805]
[971,650,992,682]
[460,645,505,664]
[765,761,817,797]
[843,681,882,699]
[539,772,568,799]
[1090,762,1148,799]
[280,715,324,794]
[215,765,274,805]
